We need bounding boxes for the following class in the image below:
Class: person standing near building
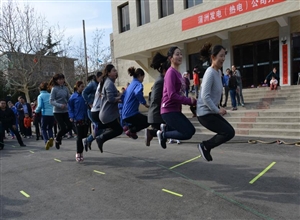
[95,64,123,153]
[197,43,235,162]
[82,72,103,151]
[122,67,149,140]
[193,67,200,98]
[157,46,196,149]
[221,68,230,107]
[0,99,26,150]
[7,101,18,139]
[49,73,73,149]
[183,72,190,97]
[35,82,54,150]
[68,81,89,162]
[146,52,170,147]
[232,65,244,107]
[17,97,32,137]
[228,70,238,111]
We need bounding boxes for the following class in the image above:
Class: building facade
[111,0,300,88]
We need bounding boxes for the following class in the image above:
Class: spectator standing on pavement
[17,96,32,137]
[95,64,123,153]
[183,72,190,97]
[228,70,238,111]
[122,67,149,140]
[157,46,196,149]
[146,52,170,147]
[35,82,54,150]
[7,101,18,139]
[49,73,73,149]
[232,65,244,107]
[68,81,89,162]
[31,99,42,140]
[221,68,230,107]
[193,67,200,98]
[0,99,26,150]
[23,113,32,138]
[197,43,235,162]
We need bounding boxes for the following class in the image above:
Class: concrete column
[279,18,291,86]
[222,38,233,71]
[178,43,188,74]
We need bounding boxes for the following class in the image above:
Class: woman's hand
[219,107,227,116]
[190,97,197,105]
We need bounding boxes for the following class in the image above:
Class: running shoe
[197,143,212,161]
[125,130,138,139]
[144,128,153,146]
[96,136,104,153]
[75,153,81,162]
[157,130,167,149]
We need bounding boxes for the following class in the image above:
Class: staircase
[185,85,300,140]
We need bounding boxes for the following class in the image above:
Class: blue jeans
[229,89,237,108]
[161,112,195,140]
[41,115,54,143]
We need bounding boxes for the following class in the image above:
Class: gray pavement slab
[0,133,299,220]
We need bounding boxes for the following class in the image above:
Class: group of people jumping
[0,42,236,162]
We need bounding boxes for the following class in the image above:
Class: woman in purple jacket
[157,46,197,149]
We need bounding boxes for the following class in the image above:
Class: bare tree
[0,1,49,102]
[73,28,111,81]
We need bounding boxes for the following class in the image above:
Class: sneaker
[144,129,153,146]
[241,103,245,107]
[48,138,54,148]
[123,126,129,132]
[232,107,237,111]
[75,153,81,162]
[45,140,51,150]
[168,139,177,144]
[197,143,212,161]
[176,140,181,144]
[125,130,138,140]
[80,153,84,162]
[83,138,92,152]
[96,136,104,153]
[20,144,26,147]
[11,136,15,139]
[157,130,167,149]
[160,124,166,133]
[55,139,60,149]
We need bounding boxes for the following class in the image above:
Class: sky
[20,0,113,48]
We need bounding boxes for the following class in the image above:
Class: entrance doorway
[233,38,279,88]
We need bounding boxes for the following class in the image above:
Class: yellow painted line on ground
[249,162,276,184]
[20,190,30,198]
[93,170,105,175]
[54,158,61,162]
[169,155,201,170]
[29,151,34,154]
[162,189,183,197]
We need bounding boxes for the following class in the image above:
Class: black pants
[18,116,25,135]
[98,118,123,143]
[223,86,229,106]
[75,123,89,153]
[54,112,73,143]
[197,114,235,150]
[124,113,149,133]
[0,124,24,148]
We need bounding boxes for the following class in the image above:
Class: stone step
[191,116,300,123]
[193,126,300,139]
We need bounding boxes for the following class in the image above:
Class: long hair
[150,52,170,74]
[99,64,115,93]
[199,42,226,64]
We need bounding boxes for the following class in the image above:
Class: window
[137,0,150,26]
[185,0,203,9]
[159,0,174,18]
[119,3,130,32]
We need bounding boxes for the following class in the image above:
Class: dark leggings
[197,114,235,150]
[75,123,89,153]
[54,112,73,143]
[98,118,123,143]
[124,113,149,133]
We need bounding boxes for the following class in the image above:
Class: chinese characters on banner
[282,44,288,84]
[182,0,286,31]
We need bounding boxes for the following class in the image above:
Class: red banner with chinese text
[282,44,288,85]
[182,0,286,31]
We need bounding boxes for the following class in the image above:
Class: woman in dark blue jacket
[68,81,88,162]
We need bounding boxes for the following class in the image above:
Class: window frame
[137,0,150,26]
[119,3,130,33]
